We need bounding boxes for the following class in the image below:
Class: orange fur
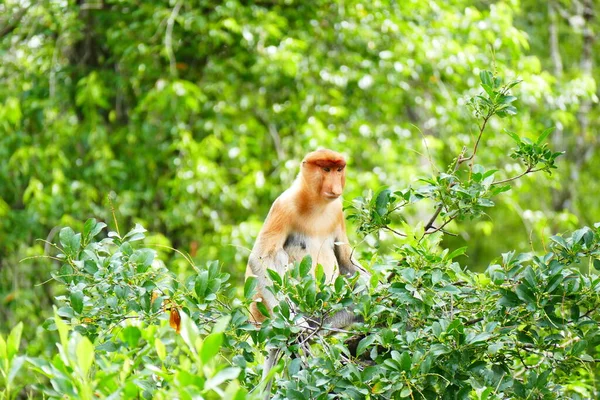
[246,149,364,324]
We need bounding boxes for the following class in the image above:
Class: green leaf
[299,255,312,277]
[334,276,344,293]
[550,235,568,249]
[286,389,306,400]
[314,263,325,284]
[570,304,581,322]
[155,339,167,361]
[431,344,450,356]
[375,188,391,216]
[399,351,411,372]
[266,269,283,286]
[83,218,96,239]
[571,340,587,356]
[59,227,81,257]
[481,84,495,98]
[256,301,270,318]
[91,222,107,238]
[130,249,155,272]
[70,290,84,314]
[499,95,517,104]
[546,274,564,293]
[76,336,95,376]
[201,333,223,364]
[479,70,493,87]
[467,332,492,345]
[432,321,442,338]
[54,307,70,348]
[0,334,6,360]
[356,334,376,357]
[122,326,141,347]
[195,270,209,298]
[446,246,468,261]
[7,355,25,384]
[504,130,521,143]
[498,289,520,307]
[278,300,290,319]
[497,105,517,118]
[536,127,554,145]
[289,358,302,375]
[212,315,231,334]
[571,228,587,244]
[243,276,258,299]
[179,310,200,352]
[7,322,23,360]
[205,367,241,391]
[123,223,147,242]
[515,284,536,305]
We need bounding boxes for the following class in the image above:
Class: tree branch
[424,217,456,235]
[491,166,544,185]
[383,226,407,237]
[0,6,30,39]
[463,116,491,169]
[424,146,467,230]
[165,1,182,78]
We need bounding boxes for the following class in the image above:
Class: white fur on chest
[283,233,338,282]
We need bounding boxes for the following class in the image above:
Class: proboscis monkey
[246,148,367,323]
[245,149,369,397]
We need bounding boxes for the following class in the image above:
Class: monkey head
[301,149,347,201]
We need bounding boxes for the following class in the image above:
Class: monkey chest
[283,233,338,281]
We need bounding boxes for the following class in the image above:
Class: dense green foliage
[1,0,599,398]
[2,67,600,398]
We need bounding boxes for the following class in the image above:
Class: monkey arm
[247,199,291,318]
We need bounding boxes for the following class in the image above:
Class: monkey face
[301,149,347,201]
[319,165,346,200]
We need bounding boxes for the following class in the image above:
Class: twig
[108,195,120,237]
[492,167,544,185]
[165,1,182,77]
[390,201,409,213]
[268,123,284,161]
[413,124,439,175]
[438,229,458,237]
[464,317,484,326]
[383,226,407,237]
[146,243,199,273]
[515,341,531,370]
[255,113,285,161]
[461,116,491,166]
[424,205,444,231]
[424,217,456,235]
[424,146,467,231]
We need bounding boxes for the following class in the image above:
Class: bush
[4,70,600,399]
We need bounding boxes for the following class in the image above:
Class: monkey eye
[323,167,330,172]
[337,167,343,172]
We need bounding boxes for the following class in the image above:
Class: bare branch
[383,226,407,237]
[491,166,541,185]
[464,116,491,170]
[165,1,182,77]
[424,217,456,235]
[268,123,284,161]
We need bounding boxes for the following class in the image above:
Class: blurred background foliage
[0,0,598,340]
